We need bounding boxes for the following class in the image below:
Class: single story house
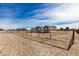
[31,26,57,33]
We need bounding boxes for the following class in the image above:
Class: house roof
[44,26,57,28]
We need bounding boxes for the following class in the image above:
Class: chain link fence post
[50,30,51,39]
[31,29,32,37]
[38,32,39,40]
[67,29,75,50]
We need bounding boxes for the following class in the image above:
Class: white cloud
[0,18,15,29]
[57,22,79,29]
[21,3,79,29]
[42,4,79,28]
[1,4,79,29]
[44,4,79,20]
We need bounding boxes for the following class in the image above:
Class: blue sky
[0,3,79,29]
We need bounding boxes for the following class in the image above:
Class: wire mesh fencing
[11,29,75,50]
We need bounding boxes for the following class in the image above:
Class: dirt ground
[0,31,79,56]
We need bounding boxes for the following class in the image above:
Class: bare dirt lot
[0,31,79,56]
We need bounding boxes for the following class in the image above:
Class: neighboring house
[36,26,41,33]
[16,28,27,31]
[44,26,49,33]
[7,29,16,31]
[48,26,57,30]
[31,26,41,33]
[31,26,57,33]
[46,26,57,32]
[31,27,37,33]
[41,27,45,33]
[0,28,4,31]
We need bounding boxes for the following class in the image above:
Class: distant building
[31,26,57,33]
[36,26,41,33]
[0,28,4,31]
[46,26,57,32]
[31,27,37,33]
[7,29,16,31]
[16,28,27,31]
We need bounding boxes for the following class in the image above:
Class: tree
[60,28,63,30]
[65,27,69,30]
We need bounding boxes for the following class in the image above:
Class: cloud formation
[0,3,79,29]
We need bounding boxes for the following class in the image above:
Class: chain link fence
[10,29,75,51]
